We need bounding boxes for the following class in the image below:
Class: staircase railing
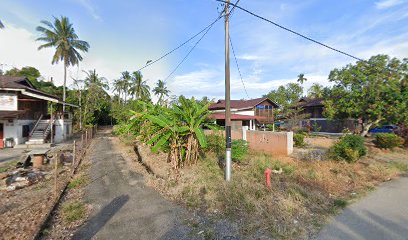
[43,117,54,140]
[29,114,43,139]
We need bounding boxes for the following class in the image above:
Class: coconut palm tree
[308,83,324,98]
[121,71,131,103]
[84,69,108,90]
[113,78,125,103]
[36,16,89,112]
[297,73,307,85]
[131,71,150,101]
[153,79,170,105]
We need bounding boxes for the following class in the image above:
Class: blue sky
[0,0,407,101]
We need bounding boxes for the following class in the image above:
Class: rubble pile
[0,168,48,191]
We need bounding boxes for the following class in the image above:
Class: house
[208,97,279,131]
[297,97,359,133]
[0,76,76,148]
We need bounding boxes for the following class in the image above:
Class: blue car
[368,125,398,134]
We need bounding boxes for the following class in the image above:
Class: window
[22,125,29,138]
[256,105,265,109]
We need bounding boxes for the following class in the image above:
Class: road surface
[317,175,408,240]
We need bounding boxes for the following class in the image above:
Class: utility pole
[224,0,232,181]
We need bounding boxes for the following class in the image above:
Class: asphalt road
[72,136,195,240]
[317,175,408,240]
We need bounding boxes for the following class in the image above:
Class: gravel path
[317,175,408,240]
[72,135,195,240]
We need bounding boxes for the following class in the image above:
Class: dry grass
[144,147,408,239]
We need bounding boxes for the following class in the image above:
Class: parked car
[368,125,399,134]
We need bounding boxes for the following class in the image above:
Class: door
[0,123,3,149]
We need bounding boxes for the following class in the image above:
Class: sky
[0,0,407,102]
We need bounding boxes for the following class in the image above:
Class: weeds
[62,201,86,223]
[68,176,86,189]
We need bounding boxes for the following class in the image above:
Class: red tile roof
[209,113,267,121]
[208,97,279,110]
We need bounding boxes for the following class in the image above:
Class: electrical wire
[163,14,223,82]
[136,15,224,73]
[215,0,365,62]
[229,34,249,98]
[163,0,243,82]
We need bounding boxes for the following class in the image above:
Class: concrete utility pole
[224,0,232,181]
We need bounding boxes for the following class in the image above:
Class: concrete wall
[204,129,293,156]
[246,131,293,155]
[0,119,35,146]
[54,119,73,143]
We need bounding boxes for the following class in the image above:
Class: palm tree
[84,69,108,90]
[113,79,125,103]
[36,16,90,112]
[121,71,131,103]
[153,79,170,105]
[297,73,307,85]
[0,20,4,29]
[131,71,150,101]
[308,83,324,98]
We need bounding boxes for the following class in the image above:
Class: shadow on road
[72,194,129,240]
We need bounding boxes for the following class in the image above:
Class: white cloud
[74,0,101,21]
[375,0,405,9]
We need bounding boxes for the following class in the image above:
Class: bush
[205,133,225,157]
[329,134,367,163]
[232,139,249,162]
[375,133,404,149]
[294,133,306,147]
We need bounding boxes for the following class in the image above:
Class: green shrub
[294,133,305,147]
[329,134,367,163]
[232,139,249,162]
[375,133,404,149]
[205,133,225,157]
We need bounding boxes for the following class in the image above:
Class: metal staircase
[26,116,54,145]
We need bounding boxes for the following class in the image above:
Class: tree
[36,16,90,112]
[131,71,150,101]
[113,78,125,103]
[120,71,131,103]
[0,20,4,29]
[153,79,170,105]
[81,70,110,125]
[324,54,408,136]
[263,82,303,112]
[297,73,307,84]
[308,83,324,98]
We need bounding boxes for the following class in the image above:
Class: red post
[264,168,272,187]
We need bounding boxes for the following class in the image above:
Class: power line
[136,15,223,73]
[163,0,242,82]
[229,34,249,98]
[215,0,365,62]
[163,15,223,82]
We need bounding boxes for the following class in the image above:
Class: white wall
[0,93,18,111]
[54,119,73,143]
[234,110,255,116]
[0,119,35,146]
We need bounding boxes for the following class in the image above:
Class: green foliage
[294,133,306,147]
[232,139,249,162]
[263,82,303,113]
[329,135,367,163]
[129,96,210,168]
[308,83,324,98]
[324,55,408,136]
[68,176,85,189]
[375,133,404,149]
[205,132,225,157]
[62,201,86,223]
